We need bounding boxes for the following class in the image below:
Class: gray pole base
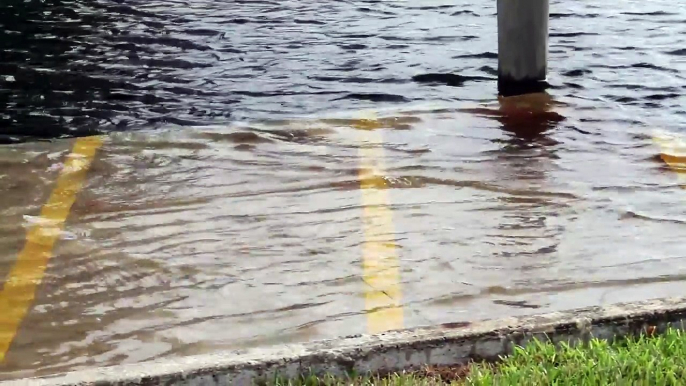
[498,78,550,97]
[497,0,550,97]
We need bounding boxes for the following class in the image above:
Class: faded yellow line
[0,136,103,361]
[653,130,686,186]
[354,111,403,334]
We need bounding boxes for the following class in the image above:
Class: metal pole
[497,0,550,97]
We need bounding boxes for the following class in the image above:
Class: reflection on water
[477,93,564,279]
[462,92,566,142]
[1,0,686,381]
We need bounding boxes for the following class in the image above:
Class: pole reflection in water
[454,93,569,309]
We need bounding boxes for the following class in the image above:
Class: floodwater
[1,0,686,380]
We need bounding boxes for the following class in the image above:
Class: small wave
[479,66,498,76]
[453,52,498,59]
[621,11,678,16]
[196,131,274,144]
[562,69,592,77]
[622,211,686,225]
[405,5,456,10]
[412,73,492,87]
[308,76,406,84]
[450,10,478,16]
[332,93,410,103]
[338,44,368,50]
[665,48,686,56]
[644,93,681,101]
[550,12,600,19]
[550,32,599,37]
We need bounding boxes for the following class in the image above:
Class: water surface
[1,0,686,380]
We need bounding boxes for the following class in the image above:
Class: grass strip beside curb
[271,327,686,385]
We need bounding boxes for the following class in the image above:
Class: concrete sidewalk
[5,296,686,386]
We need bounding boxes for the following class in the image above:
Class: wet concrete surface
[2,100,686,379]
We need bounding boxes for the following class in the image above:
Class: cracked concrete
[5,296,686,386]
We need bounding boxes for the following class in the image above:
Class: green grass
[271,327,686,385]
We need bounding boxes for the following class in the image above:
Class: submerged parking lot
[1,0,686,380]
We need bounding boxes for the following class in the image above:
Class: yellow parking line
[653,130,686,185]
[0,136,103,362]
[354,111,404,334]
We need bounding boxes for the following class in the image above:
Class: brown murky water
[1,0,686,380]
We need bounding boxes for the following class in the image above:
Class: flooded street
[1,0,686,380]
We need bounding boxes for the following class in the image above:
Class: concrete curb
[6,296,686,386]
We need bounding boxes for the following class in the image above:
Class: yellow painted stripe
[0,136,103,361]
[653,130,686,185]
[354,111,404,334]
